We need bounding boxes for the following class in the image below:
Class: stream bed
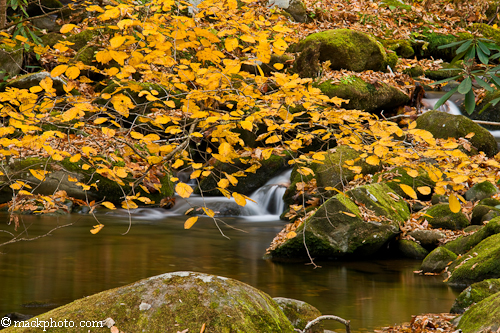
[0,212,458,332]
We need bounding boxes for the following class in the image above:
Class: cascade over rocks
[3,272,296,333]
[269,183,408,260]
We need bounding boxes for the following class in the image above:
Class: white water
[109,169,292,220]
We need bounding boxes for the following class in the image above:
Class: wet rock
[317,77,409,114]
[447,233,500,287]
[444,217,500,255]
[269,183,408,260]
[451,278,500,314]
[2,272,295,333]
[416,111,498,157]
[273,297,322,333]
[421,247,457,273]
[294,29,390,78]
[465,181,498,202]
[408,229,445,250]
[397,239,429,259]
[1,313,34,329]
[425,203,470,230]
[457,291,500,333]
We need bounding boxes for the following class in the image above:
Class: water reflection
[0,213,458,331]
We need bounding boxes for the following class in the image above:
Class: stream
[0,169,459,332]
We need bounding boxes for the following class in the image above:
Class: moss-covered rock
[447,233,500,287]
[421,246,457,273]
[444,217,500,255]
[412,31,473,62]
[471,23,500,45]
[431,194,449,205]
[416,110,499,157]
[273,297,322,332]
[471,205,500,225]
[5,72,66,95]
[40,32,64,47]
[425,203,470,230]
[269,0,307,23]
[294,29,389,77]
[317,77,409,114]
[26,0,62,17]
[198,154,288,196]
[408,229,445,250]
[466,181,498,202]
[457,291,500,333]
[269,183,407,260]
[3,272,296,333]
[403,65,424,78]
[451,278,500,314]
[477,197,500,207]
[373,166,435,200]
[397,239,429,259]
[378,38,414,58]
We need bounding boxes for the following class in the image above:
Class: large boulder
[294,29,391,78]
[269,183,408,260]
[416,111,499,157]
[373,166,435,200]
[443,217,500,255]
[451,278,500,314]
[421,246,457,274]
[457,291,500,333]
[447,233,500,287]
[3,272,295,333]
[317,77,409,114]
[465,181,498,202]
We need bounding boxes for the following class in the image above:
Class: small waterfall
[110,169,292,220]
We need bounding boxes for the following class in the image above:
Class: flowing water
[0,170,459,332]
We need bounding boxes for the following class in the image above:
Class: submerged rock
[3,272,295,333]
[451,278,500,314]
[269,183,408,260]
[457,291,500,333]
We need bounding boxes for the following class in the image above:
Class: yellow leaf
[175,182,193,198]
[90,224,104,234]
[399,184,417,199]
[203,207,215,218]
[122,200,138,209]
[218,179,230,189]
[130,131,144,139]
[165,100,176,108]
[417,186,431,195]
[265,135,281,144]
[232,192,246,207]
[273,63,284,70]
[225,38,239,52]
[240,120,252,131]
[407,169,419,178]
[184,216,198,229]
[172,159,184,169]
[29,169,48,181]
[341,211,356,217]
[241,35,255,43]
[286,231,297,239]
[51,64,68,77]
[65,66,80,80]
[449,193,461,213]
[102,127,115,137]
[365,155,379,165]
[110,35,127,48]
[452,175,469,184]
[94,117,108,124]
[60,24,77,33]
[312,152,325,161]
[101,201,116,210]
[82,164,91,170]
[70,153,81,163]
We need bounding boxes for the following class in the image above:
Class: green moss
[273,298,323,332]
[478,197,500,207]
[413,31,473,61]
[447,233,500,287]
[426,203,470,230]
[451,278,500,314]
[373,166,435,200]
[317,77,409,113]
[4,272,295,332]
[445,218,500,255]
[397,239,429,259]
[40,32,64,47]
[421,246,457,273]
[403,65,424,77]
[466,181,498,202]
[458,291,500,333]
[416,111,498,157]
[378,37,415,58]
[471,23,500,45]
[384,51,399,70]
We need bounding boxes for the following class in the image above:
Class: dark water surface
[0,212,458,331]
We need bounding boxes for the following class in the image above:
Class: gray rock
[6,71,66,95]
[397,239,429,259]
[465,181,498,202]
[269,0,308,22]
[408,229,445,250]
[426,203,470,230]
[273,297,322,332]
[421,246,457,273]
[0,45,23,81]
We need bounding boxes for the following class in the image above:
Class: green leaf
[438,39,469,50]
[490,74,500,88]
[428,75,462,86]
[491,97,500,107]
[464,45,476,62]
[433,87,459,110]
[456,39,473,54]
[477,47,489,65]
[450,51,467,65]
[464,89,476,115]
[477,41,491,56]
[457,77,472,94]
[474,76,494,92]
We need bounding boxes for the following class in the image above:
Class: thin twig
[302,315,351,333]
